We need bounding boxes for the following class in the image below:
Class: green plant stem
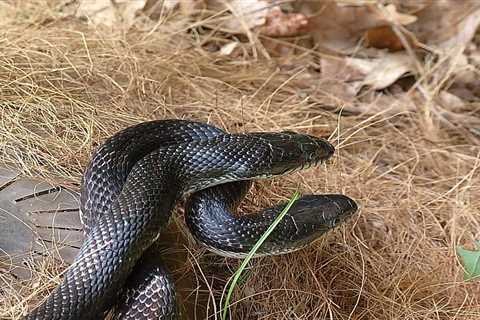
[221,191,301,320]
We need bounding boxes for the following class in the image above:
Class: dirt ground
[1,1,480,319]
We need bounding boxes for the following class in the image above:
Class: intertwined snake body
[25,120,357,319]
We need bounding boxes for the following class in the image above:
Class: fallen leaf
[179,0,205,15]
[257,6,309,37]
[321,52,416,91]
[76,0,115,26]
[365,26,405,51]
[351,2,419,52]
[437,91,465,112]
[381,3,417,25]
[298,1,417,54]
[299,1,480,55]
[219,41,239,55]
[354,91,418,115]
[433,90,480,137]
[76,0,147,28]
[159,0,181,11]
[355,53,415,90]
[321,56,366,82]
[213,0,272,31]
[208,0,310,38]
[310,79,357,107]
[407,1,480,51]
[143,0,202,20]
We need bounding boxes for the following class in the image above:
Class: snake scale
[24,119,357,319]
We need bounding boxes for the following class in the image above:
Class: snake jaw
[244,131,334,178]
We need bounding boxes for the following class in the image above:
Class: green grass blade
[221,191,301,320]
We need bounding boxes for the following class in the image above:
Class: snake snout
[251,132,335,177]
[304,136,335,164]
[288,194,358,231]
[322,194,357,220]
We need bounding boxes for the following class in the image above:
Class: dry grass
[1,2,480,319]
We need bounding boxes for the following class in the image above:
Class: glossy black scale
[25,120,357,320]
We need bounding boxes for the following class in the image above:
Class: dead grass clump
[1,2,480,320]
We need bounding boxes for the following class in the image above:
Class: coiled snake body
[25,120,357,320]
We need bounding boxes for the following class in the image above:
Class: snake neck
[79,120,226,234]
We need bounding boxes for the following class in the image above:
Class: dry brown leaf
[381,3,417,25]
[433,91,480,138]
[208,0,308,37]
[321,53,416,91]
[298,1,417,54]
[365,26,406,51]
[302,0,480,55]
[437,91,465,112]
[357,53,415,90]
[354,91,418,114]
[76,0,115,26]
[257,6,309,37]
[448,82,479,103]
[179,0,205,15]
[407,0,480,51]
[161,0,181,11]
[209,0,307,37]
[311,80,357,107]
[76,0,147,28]
[219,41,239,55]
[212,0,272,31]
[321,56,365,82]
[142,0,202,20]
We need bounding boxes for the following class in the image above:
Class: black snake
[25,120,357,319]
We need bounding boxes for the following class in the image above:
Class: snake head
[251,131,335,177]
[259,193,358,255]
[290,194,358,229]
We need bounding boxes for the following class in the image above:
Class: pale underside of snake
[24,120,358,320]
